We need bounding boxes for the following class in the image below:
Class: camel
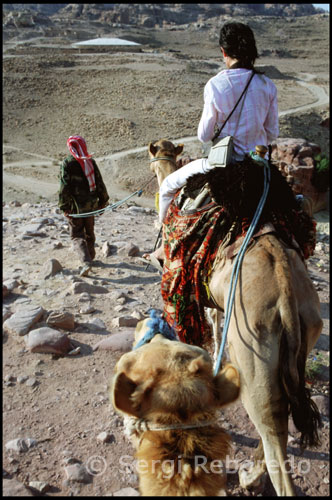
[148,138,323,496]
[111,315,241,496]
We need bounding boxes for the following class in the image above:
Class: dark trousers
[67,216,96,264]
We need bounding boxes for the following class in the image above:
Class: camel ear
[188,355,211,374]
[149,142,158,157]
[111,371,156,417]
[214,363,240,407]
[175,144,184,156]
[111,372,140,417]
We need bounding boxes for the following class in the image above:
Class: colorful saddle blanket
[161,156,317,347]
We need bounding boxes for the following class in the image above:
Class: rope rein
[133,309,177,350]
[128,417,217,434]
[213,152,271,376]
[69,155,175,217]
[68,175,156,218]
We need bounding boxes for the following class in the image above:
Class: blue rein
[133,309,177,350]
[214,153,271,375]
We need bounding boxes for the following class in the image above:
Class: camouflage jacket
[58,155,109,214]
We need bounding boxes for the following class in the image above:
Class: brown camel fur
[111,317,240,496]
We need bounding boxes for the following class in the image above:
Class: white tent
[72,37,140,47]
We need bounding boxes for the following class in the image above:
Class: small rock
[4,381,15,387]
[127,244,140,257]
[102,241,117,257]
[127,206,150,214]
[130,310,145,321]
[92,330,135,353]
[28,481,50,493]
[78,292,91,302]
[51,241,64,249]
[71,282,109,294]
[4,374,16,383]
[9,200,22,207]
[114,305,127,313]
[17,375,29,384]
[79,304,95,314]
[97,431,114,443]
[116,241,139,257]
[113,316,139,328]
[46,311,75,330]
[112,487,140,496]
[5,438,37,453]
[3,279,20,291]
[43,258,63,279]
[64,463,92,484]
[3,306,12,322]
[87,318,107,331]
[311,395,329,417]
[25,377,38,387]
[288,418,299,436]
[62,457,82,465]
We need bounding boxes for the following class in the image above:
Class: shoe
[90,260,103,268]
[80,263,92,277]
[138,254,163,272]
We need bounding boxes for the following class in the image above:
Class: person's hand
[176,156,192,168]
[64,211,71,218]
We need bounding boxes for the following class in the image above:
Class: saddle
[176,183,212,214]
[173,154,316,260]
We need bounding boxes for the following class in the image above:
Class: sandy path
[279,73,329,117]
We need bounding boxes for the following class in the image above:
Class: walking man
[58,135,109,276]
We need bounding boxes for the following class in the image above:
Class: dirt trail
[279,73,329,117]
[3,73,328,205]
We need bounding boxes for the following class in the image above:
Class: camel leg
[228,337,296,496]
[205,308,223,367]
[238,438,267,489]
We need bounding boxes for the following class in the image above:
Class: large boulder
[25,327,72,355]
[271,138,328,213]
[3,304,45,336]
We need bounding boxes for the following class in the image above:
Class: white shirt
[159,68,279,223]
[197,68,279,159]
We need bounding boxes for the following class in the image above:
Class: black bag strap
[211,70,255,142]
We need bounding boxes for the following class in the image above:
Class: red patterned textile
[67,135,96,191]
[161,195,226,346]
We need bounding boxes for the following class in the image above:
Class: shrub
[311,154,329,192]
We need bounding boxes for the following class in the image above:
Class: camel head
[148,139,184,186]
[111,318,240,422]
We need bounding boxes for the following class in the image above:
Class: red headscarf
[67,135,96,191]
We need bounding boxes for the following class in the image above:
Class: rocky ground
[2,198,330,497]
[2,11,330,497]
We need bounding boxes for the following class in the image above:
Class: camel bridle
[150,156,177,166]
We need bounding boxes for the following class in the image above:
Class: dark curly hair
[219,22,258,69]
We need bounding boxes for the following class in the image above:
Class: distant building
[72,37,140,47]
